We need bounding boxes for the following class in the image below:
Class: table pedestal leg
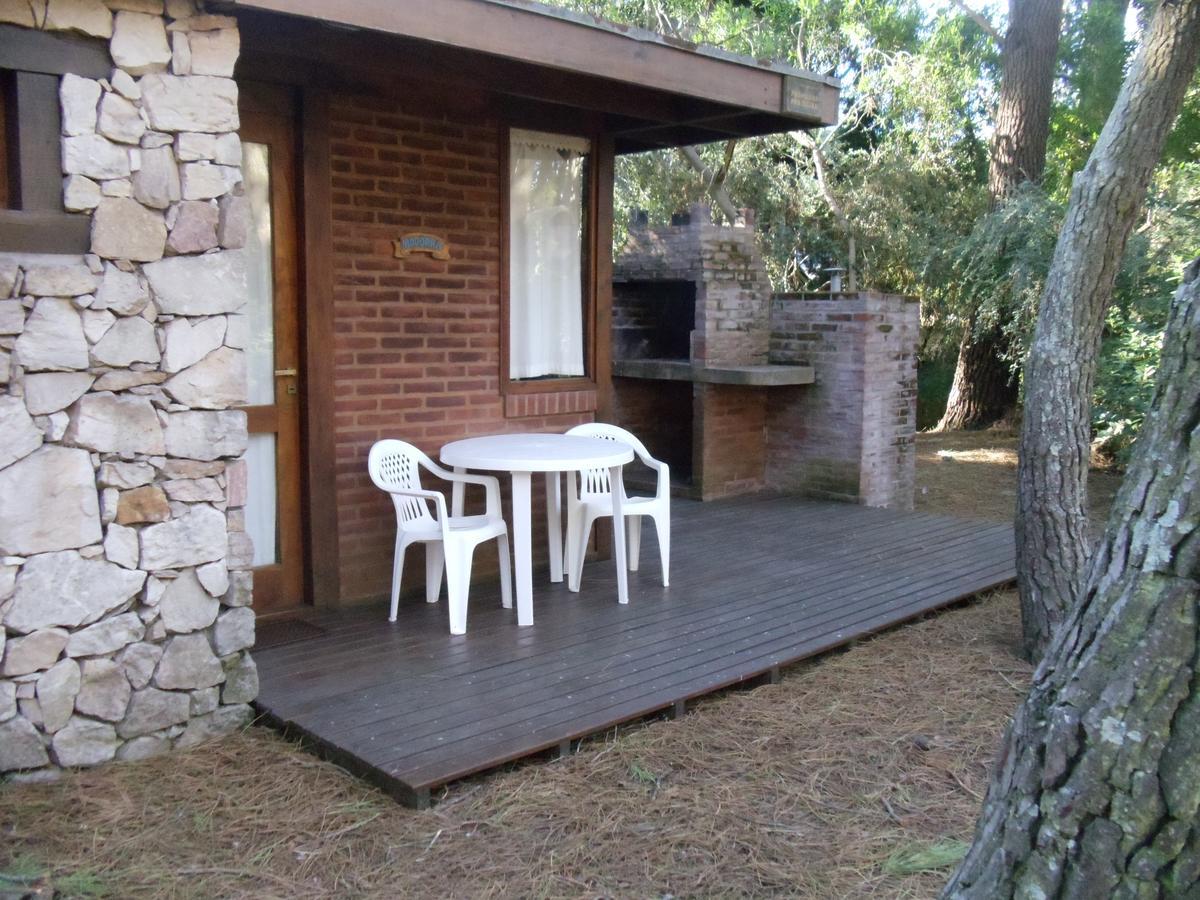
[511,471,534,626]
[545,471,563,583]
[451,467,466,516]
[610,465,629,605]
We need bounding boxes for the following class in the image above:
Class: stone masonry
[767,292,920,509]
[0,1,254,778]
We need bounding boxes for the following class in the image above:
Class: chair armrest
[387,486,450,523]
[437,467,503,517]
[649,460,670,500]
[419,459,503,516]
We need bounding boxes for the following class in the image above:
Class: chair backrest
[565,423,652,498]
[368,439,436,528]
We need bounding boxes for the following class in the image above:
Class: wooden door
[239,85,306,614]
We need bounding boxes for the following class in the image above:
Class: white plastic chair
[563,423,670,591]
[368,439,512,635]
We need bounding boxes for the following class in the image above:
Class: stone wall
[767,292,919,509]
[0,1,253,778]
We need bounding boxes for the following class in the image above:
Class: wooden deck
[254,495,1014,807]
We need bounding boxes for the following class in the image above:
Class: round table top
[441,433,634,472]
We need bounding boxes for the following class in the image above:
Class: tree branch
[678,144,740,224]
[713,138,737,184]
[795,133,848,229]
[950,0,1003,45]
[795,132,857,289]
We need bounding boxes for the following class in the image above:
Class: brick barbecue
[611,205,918,507]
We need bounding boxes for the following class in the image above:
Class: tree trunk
[939,0,1064,431]
[938,318,1019,430]
[1016,0,1200,660]
[943,258,1200,899]
[989,0,1065,200]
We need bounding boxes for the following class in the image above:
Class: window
[0,73,9,209]
[0,24,110,252]
[506,128,591,383]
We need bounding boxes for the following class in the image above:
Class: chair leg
[627,516,642,572]
[388,535,408,622]
[654,511,670,587]
[569,513,596,593]
[425,542,444,603]
[445,543,475,635]
[496,532,513,609]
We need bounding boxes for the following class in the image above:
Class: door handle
[274,368,298,377]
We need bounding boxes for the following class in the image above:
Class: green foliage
[883,838,970,875]
[549,0,1195,458]
[1046,0,1132,193]
[1093,162,1200,458]
[595,0,996,292]
[0,854,109,898]
[917,357,956,430]
[930,184,1064,366]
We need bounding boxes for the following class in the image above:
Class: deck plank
[254,496,1014,804]
[291,524,1005,741]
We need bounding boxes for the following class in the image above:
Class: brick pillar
[694,384,766,499]
[766,292,919,509]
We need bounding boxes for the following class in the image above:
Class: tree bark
[939,0,1064,431]
[938,319,1019,430]
[1017,0,1200,660]
[988,0,1065,201]
[943,258,1200,899]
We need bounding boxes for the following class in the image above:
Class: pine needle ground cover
[0,433,1121,899]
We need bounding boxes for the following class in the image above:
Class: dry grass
[915,428,1123,533]
[0,432,1119,899]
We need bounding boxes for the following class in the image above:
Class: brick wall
[695,385,766,498]
[611,206,772,498]
[614,205,769,367]
[610,377,693,482]
[767,292,919,509]
[327,92,592,603]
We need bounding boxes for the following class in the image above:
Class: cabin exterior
[0,0,931,779]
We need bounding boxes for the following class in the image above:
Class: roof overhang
[227,0,839,151]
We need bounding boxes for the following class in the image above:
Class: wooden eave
[227,0,839,151]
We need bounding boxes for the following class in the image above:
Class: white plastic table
[440,433,634,626]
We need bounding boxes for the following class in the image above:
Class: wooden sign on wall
[394,233,450,260]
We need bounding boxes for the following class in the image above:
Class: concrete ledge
[613,358,814,386]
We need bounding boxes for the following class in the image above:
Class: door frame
[236,82,343,613]
[239,83,309,615]
[298,87,342,607]
[233,77,340,611]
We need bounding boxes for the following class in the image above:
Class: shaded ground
[0,432,1121,899]
[915,428,1122,531]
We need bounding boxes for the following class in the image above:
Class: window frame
[499,122,600,397]
[0,24,110,254]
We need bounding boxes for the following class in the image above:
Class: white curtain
[243,141,277,566]
[508,129,588,380]
[244,142,276,407]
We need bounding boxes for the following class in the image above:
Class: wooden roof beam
[230,0,838,126]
